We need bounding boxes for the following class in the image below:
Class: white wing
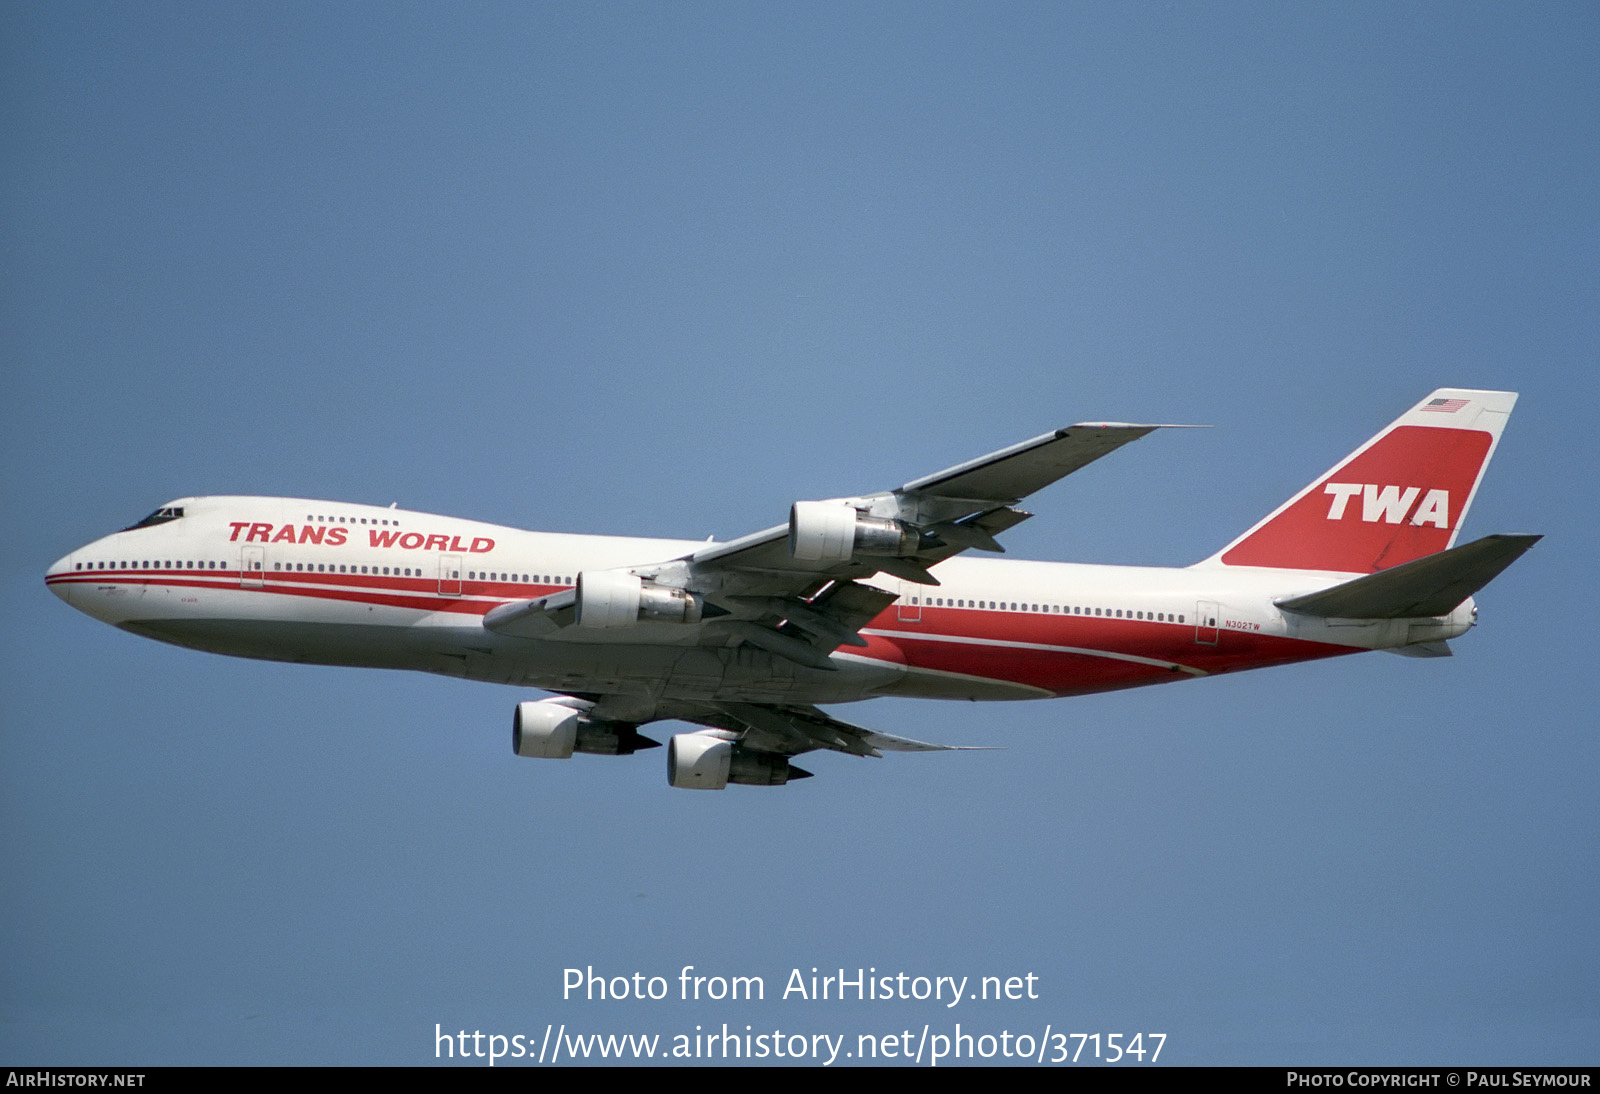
[487,423,1180,764]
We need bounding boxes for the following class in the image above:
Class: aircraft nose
[46,551,76,605]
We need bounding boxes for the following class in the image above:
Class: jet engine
[666,732,809,789]
[513,697,657,758]
[575,570,703,628]
[788,501,919,563]
[513,697,583,758]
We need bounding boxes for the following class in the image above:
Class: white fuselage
[46,495,1474,713]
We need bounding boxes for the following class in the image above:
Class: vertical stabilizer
[1203,389,1517,574]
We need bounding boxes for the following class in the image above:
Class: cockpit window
[122,506,184,531]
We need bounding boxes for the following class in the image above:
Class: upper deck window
[123,506,184,531]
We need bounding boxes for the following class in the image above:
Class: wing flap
[711,621,838,671]
[702,703,986,759]
[482,589,577,637]
[859,728,999,753]
[808,580,900,634]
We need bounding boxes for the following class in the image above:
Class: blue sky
[3,2,1597,1065]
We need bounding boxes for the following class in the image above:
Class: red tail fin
[1205,389,1517,574]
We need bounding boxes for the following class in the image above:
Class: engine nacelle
[575,570,703,628]
[513,698,583,759]
[513,698,659,758]
[788,501,919,563]
[666,732,805,789]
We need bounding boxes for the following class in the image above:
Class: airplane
[46,388,1539,790]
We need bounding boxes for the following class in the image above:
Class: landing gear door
[439,554,462,597]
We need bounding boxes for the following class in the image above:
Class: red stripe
[49,566,559,598]
[52,573,1358,694]
[46,572,524,616]
[860,605,1355,695]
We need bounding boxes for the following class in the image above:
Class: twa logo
[1323,483,1450,527]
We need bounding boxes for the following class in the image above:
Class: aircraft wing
[684,702,992,759]
[895,422,1175,503]
[667,424,1173,661]
[485,423,1177,664]
[684,422,1170,580]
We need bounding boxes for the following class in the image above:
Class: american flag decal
[1420,398,1468,413]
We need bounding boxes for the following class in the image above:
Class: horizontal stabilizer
[1385,641,1453,658]
[1277,533,1541,619]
